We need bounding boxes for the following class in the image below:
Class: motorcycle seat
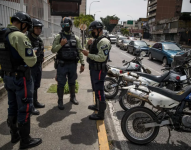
[148,85,191,101]
[137,72,169,82]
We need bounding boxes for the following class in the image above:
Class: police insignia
[101,44,108,49]
[103,49,109,56]
[25,48,33,56]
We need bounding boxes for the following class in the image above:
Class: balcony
[148,0,157,7]
[148,13,156,18]
[148,5,157,12]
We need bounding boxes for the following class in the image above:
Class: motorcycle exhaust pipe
[122,74,138,82]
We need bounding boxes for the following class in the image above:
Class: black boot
[7,116,20,143]
[33,89,45,108]
[88,96,99,111]
[31,108,40,115]
[69,85,79,105]
[57,86,65,110]
[19,119,42,149]
[89,101,106,120]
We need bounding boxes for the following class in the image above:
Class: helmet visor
[61,23,70,28]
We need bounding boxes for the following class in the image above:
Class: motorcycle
[105,53,151,99]
[121,84,191,145]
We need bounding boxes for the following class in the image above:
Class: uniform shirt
[87,37,111,62]
[51,31,85,65]
[7,24,37,67]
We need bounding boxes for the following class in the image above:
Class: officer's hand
[80,65,85,73]
[87,39,93,45]
[60,38,67,46]
[81,50,89,56]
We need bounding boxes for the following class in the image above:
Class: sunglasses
[61,23,70,28]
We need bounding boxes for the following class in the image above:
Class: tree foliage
[120,28,129,36]
[73,14,94,28]
[100,15,120,33]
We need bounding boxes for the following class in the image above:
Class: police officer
[82,21,111,120]
[0,12,42,149]
[51,17,85,110]
[27,18,45,115]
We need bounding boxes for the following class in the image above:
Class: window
[152,43,159,48]
[158,43,162,50]
[163,43,181,51]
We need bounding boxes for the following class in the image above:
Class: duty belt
[4,71,24,77]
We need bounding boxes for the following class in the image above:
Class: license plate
[110,83,118,88]
[180,75,187,81]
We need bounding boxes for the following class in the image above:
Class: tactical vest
[56,32,79,63]
[88,35,111,72]
[0,27,25,72]
[27,33,44,63]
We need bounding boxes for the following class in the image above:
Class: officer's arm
[87,39,110,62]
[9,32,37,67]
[75,35,85,65]
[51,34,62,53]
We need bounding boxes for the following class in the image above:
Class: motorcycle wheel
[119,94,145,111]
[121,107,159,145]
[104,77,119,99]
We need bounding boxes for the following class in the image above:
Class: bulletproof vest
[0,27,25,72]
[56,32,79,62]
[27,33,44,63]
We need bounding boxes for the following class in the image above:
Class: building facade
[0,0,82,46]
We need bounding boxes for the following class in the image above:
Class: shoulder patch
[24,41,32,47]
[103,49,109,56]
[101,44,108,50]
[25,48,33,57]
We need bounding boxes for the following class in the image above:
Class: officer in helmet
[0,12,42,149]
[82,21,111,120]
[51,17,85,110]
[27,18,45,116]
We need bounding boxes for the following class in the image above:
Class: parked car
[127,41,150,55]
[129,37,137,40]
[148,42,185,66]
[108,34,117,44]
[119,39,131,50]
[116,36,127,47]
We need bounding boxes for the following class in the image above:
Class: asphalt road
[105,42,191,150]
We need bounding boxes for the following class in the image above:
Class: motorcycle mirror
[122,60,125,63]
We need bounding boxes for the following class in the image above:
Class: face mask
[91,31,98,38]
[64,27,70,32]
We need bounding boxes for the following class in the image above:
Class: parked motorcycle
[105,53,151,99]
[121,85,191,145]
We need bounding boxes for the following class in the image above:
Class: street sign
[80,24,87,31]
[110,20,118,24]
[127,20,133,25]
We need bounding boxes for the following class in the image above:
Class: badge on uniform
[103,49,109,56]
[25,48,33,57]
[101,44,108,50]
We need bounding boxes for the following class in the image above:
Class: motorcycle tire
[119,94,145,111]
[121,107,159,145]
[104,77,119,99]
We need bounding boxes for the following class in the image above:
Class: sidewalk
[0,61,100,150]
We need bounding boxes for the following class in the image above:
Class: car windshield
[109,36,116,38]
[134,41,147,46]
[163,43,181,50]
[123,40,130,43]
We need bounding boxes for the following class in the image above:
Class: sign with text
[109,20,118,24]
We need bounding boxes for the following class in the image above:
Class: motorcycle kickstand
[167,127,172,144]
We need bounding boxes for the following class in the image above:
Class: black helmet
[60,17,73,28]
[11,11,32,31]
[32,18,44,27]
[89,21,103,31]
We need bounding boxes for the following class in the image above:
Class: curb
[0,54,56,100]
[93,92,110,150]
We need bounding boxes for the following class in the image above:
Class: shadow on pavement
[42,70,56,79]
[114,111,125,121]
[111,140,191,150]
[0,142,18,150]
[0,121,10,135]
[61,116,97,145]
[36,102,76,128]
[147,59,162,66]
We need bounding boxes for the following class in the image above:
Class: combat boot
[7,116,20,143]
[18,119,42,149]
[89,101,106,120]
[57,86,65,110]
[69,85,79,105]
[33,89,45,108]
[88,97,99,111]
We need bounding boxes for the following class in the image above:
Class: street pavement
[0,61,99,150]
[105,43,191,150]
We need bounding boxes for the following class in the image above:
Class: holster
[54,58,58,69]
[91,62,107,72]
[58,60,65,67]
[17,66,31,80]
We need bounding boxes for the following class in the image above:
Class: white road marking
[120,52,161,75]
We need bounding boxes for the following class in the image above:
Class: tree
[100,15,120,33]
[73,14,94,28]
[120,28,129,36]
